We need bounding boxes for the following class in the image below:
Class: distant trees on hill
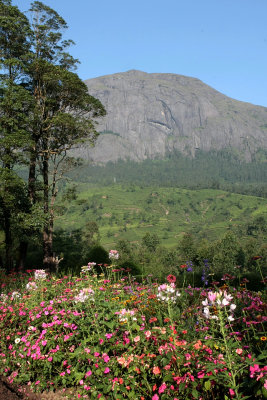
[68,149,267,197]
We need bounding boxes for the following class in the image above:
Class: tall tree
[0,0,32,270]
[25,2,105,271]
[0,1,105,271]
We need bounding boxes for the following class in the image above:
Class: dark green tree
[141,232,160,252]
[212,232,241,274]
[0,0,33,270]
[24,2,105,271]
[0,0,106,271]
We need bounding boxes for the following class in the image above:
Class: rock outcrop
[74,70,267,163]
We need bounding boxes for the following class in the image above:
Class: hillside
[72,70,267,163]
[55,184,267,248]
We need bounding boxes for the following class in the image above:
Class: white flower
[74,288,95,303]
[203,307,210,318]
[11,291,21,299]
[157,284,180,303]
[203,290,236,321]
[202,299,209,306]
[109,250,119,260]
[34,269,47,280]
[82,262,96,273]
[15,338,21,344]
[222,298,230,306]
[0,293,8,302]
[26,282,38,291]
[28,326,35,331]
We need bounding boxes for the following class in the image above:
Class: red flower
[167,274,176,283]
[180,264,187,269]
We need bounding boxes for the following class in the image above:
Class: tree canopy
[0,0,105,271]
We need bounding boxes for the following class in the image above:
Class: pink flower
[208,292,217,303]
[152,395,159,400]
[158,383,167,394]
[229,388,235,397]
[47,357,53,362]
[145,331,151,338]
[85,370,92,377]
[153,366,161,375]
[134,336,140,343]
[103,355,110,363]
[105,333,113,339]
[250,364,261,378]
[185,353,191,360]
[104,367,110,374]
[236,348,243,355]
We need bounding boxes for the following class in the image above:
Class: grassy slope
[55,184,267,248]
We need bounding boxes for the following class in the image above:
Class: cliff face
[74,70,267,163]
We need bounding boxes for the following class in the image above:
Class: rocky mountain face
[74,70,267,163]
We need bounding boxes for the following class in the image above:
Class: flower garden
[0,251,266,400]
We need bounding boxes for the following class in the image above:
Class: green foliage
[141,232,160,252]
[67,149,267,198]
[55,184,267,249]
[211,232,242,274]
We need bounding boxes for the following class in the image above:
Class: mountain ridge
[72,70,267,163]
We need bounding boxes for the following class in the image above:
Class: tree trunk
[28,149,37,204]
[42,151,56,272]
[19,147,38,269]
[17,241,28,271]
[4,207,13,272]
[43,223,54,271]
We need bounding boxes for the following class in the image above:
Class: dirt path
[0,375,26,399]
[0,376,76,400]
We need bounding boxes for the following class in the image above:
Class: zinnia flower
[167,274,176,283]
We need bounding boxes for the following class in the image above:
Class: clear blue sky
[13,0,267,107]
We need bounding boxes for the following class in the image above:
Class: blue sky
[13,0,267,107]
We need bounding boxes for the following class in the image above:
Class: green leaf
[204,380,211,391]
[131,322,141,331]
[192,389,199,398]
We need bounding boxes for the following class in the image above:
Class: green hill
[55,184,267,248]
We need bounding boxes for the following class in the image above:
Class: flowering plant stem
[218,308,242,400]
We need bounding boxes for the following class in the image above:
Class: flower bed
[0,263,266,399]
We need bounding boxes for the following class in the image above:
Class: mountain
[73,70,267,163]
